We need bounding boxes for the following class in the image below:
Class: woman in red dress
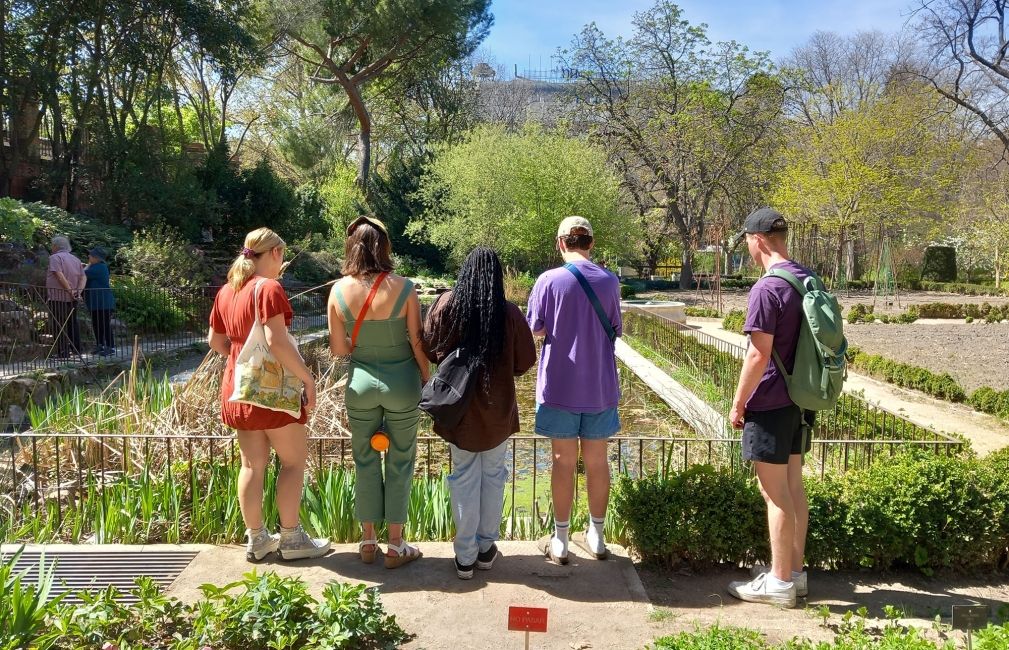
[207,227,330,562]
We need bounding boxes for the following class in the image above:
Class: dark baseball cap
[88,246,108,260]
[743,207,788,234]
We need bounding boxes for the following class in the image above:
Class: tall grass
[1,460,630,546]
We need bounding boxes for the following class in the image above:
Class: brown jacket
[423,292,536,452]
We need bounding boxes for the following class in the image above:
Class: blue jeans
[448,440,509,565]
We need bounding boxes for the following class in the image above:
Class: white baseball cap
[557,216,594,238]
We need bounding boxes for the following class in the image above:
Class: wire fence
[0,429,966,544]
[0,281,330,377]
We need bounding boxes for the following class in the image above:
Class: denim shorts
[534,404,621,440]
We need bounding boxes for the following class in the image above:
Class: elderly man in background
[46,235,85,358]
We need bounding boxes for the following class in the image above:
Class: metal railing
[0,429,967,543]
[0,281,330,377]
[621,307,964,447]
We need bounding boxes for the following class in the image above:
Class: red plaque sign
[508,606,548,633]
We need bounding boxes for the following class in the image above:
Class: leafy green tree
[268,0,492,192]
[414,124,633,271]
[560,1,785,286]
[770,84,964,281]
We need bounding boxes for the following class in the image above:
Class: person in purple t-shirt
[727,208,815,609]
[527,216,621,565]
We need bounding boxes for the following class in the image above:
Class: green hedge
[847,347,966,402]
[722,309,746,333]
[969,386,1009,420]
[911,302,1009,321]
[917,280,1009,296]
[846,304,875,324]
[684,306,719,318]
[615,466,768,567]
[921,245,957,282]
[112,277,195,334]
[618,449,1009,574]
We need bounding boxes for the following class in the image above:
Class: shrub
[920,245,957,282]
[919,280,1009,296]
[842,450,1003,573]
[505,271,536,305]
[969,386,1009,420]
[846,303,875,324]
[288,250,342,285]
[684,306,719,318]
[722,309,746,333]
[118,224,210,288]
[614,466,768,567]
[617,452,1009,574]
[847,349,966,402]
[112,277,190,333]
[26,201,133,255]
[620,283,637,300]
[0,197,38,245]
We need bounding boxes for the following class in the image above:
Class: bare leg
[264,423,308,529]
[236,430,270,530]
[754,461,794,583]
[787,454,808,573]
[550,439,579,521]
[580,439,610,518]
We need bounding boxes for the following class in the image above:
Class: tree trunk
[357,126,371,192]
[679,240,694,290]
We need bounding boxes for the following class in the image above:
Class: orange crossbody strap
[350,271,389,350]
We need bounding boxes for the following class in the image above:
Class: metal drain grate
[2,549,199,604]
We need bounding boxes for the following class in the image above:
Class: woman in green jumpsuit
[328,216,431,568]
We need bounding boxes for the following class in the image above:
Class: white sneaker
[728,573,797,608]
[245,528,279,562]
[750,565,808,597]
[278,524,331,560]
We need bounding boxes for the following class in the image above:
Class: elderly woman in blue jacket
[83,246,116,357]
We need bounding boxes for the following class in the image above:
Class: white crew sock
[766,574,793,590]
[552,520,569,557]
[586,515,606,553]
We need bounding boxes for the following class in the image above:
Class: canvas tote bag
[229,278,305,417]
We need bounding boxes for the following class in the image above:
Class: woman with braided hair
[423,247,536,579]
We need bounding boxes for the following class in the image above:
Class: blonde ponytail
[227,227,286,291]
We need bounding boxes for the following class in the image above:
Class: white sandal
[359,538,379,564]
[385,539,422,569]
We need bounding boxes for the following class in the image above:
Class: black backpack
[419,346,476,431]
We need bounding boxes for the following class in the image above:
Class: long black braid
[437,247,506,395]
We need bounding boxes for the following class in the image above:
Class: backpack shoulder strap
[564,262,616,343]
[765,267,807,296]
[390,278,414,318]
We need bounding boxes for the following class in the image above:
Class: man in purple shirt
[727,208,814,609]
[527,216,621,564]
[46,235,86,358]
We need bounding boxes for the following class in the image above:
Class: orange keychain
[371,430,390,452]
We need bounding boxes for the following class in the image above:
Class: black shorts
[742,405,814,464]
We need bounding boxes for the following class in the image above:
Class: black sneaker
[455,557,475,580]
[476,543,499,570]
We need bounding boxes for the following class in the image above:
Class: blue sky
[481,0,916,75]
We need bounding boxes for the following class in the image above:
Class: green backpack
[765,268,848,412]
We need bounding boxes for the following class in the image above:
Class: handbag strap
[251,278,267,326]
[351,271,389,349]
[564,262,616,343]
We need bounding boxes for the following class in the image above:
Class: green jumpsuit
[334,279,421,524]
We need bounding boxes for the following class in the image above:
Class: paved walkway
[167,541,655,650]
[11,542,1005,647]
[686,319,1009,455]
